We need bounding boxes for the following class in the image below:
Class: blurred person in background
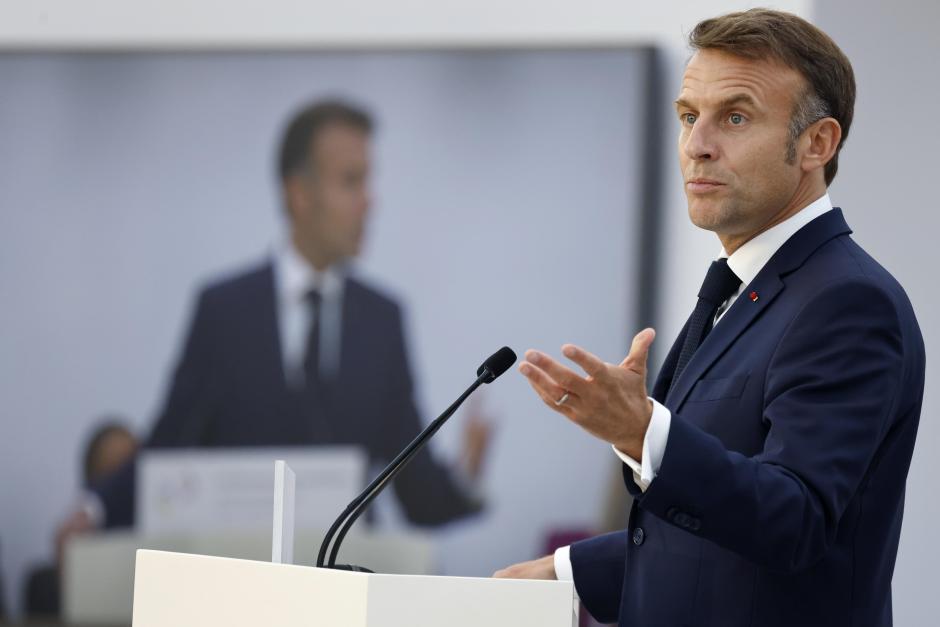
[80,422,139,489]
[28,420,138,620]
[57,99,490,546]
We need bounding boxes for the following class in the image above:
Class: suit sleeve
[569,531,628,624]
[633,277,909,573]
[147,287,222,447]
[92,288,220,527]
[382,306,483,526]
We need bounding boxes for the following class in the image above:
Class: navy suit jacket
[571,210,924,627]
[95,261,480,527]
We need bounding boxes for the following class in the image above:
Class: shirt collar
[274,239,345,305]
[722,193,833,287]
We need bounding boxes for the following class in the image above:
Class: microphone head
[476,347,517,383]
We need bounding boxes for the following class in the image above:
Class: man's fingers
[493,555,557,580]
[621,328,656,372]
[561,344,607,378]
[518,362,582,414]
[525,350,588,395]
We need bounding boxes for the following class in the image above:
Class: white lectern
[132,461,577,626]
[133,549,578,627]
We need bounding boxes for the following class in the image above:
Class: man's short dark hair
[689,9,856,185]
[277,99,373,181]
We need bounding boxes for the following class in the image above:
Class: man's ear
[800,117,842,175]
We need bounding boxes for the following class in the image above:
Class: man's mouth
[686,178,725,193]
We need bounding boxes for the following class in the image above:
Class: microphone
[476,346,517,382]
[316,346,517,571]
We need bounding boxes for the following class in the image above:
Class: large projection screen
[0,48,658,605]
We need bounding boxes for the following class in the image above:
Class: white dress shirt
[555,193,834,584]
[273,241,347,387]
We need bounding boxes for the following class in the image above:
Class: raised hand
[518,328,656,460]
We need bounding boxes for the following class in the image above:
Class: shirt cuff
[553,544,574,581]
[553,545,581,604]
[612,399,672,492]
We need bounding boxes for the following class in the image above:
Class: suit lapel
[662,209,853,410]
[257,262,289,391]
[665,273,784,409]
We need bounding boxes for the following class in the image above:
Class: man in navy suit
[496,9,923,627]
[59,100,488,538]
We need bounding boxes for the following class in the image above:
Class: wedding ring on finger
[554,392,570,406]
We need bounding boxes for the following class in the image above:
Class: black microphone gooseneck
[316,346,516,571]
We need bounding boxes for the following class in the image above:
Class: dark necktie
[671,258,741,386]
[301,287,336,443]
[303,288,323,388]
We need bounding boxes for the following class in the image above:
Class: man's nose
[683,120,718,161]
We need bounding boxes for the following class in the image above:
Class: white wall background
[0,48,647,616]
[0,1,803,50]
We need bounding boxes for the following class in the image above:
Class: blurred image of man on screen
[58,99,489,542]
[495,9,923,627]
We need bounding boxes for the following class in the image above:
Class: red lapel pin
[749,291,759,302]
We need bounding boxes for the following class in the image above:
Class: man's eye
[682,113,697,125]
[729,113,745,125]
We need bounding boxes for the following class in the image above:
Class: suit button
[632,527,645,546]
